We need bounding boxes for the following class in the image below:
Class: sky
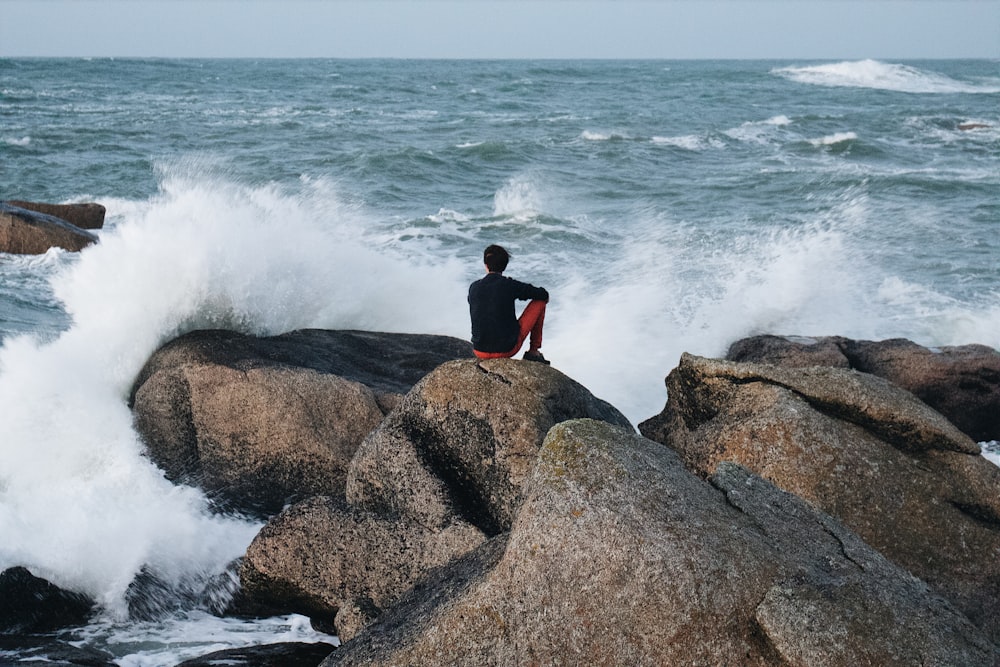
[0,0,997,59]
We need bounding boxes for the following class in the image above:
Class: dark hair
[483,244,509,272]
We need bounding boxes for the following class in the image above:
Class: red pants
[474,300,547,359]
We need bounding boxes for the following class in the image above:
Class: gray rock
[0,202,98,254]
[640,353,1000,643]
[325,420,998,666]
[130,329,473,515]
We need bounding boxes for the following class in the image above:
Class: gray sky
[1,1,998,59]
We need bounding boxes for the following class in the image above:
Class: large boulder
[346,358,633,535]
[130,329,473,515]
[727,334,1000,441]
[239,496,485,641]
[325,420,999,666]
[0,202,98,254]
[4,200,106,230]
[640,353,1000,642]
[240,358,629,639]
[0,567,95,633]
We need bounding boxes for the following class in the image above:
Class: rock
[241,358,626,639]
[840,338,1000,442]
[3,200,106,230]
[640,353,1000,643]
[0,567,95,633]
[325,420,999,666]
[346,358,633,535]
[727,333,852,368]
[726,334,1000,441]
[0,635,116,666]
[0,202,98,254]
[130,329,473,515]
[175,641,337,667]
[958,123,990,131]
[239,496,485,641]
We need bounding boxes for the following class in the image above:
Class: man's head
[484,244,510,273]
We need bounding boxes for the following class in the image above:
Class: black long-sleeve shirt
[468,272,549,353]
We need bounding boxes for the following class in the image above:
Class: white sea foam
[493,175,543,218]
[0,166,469,615]
[4,136,31,146]
[774,60,1000,94]
[982,441,1000,469]
[651,134,705,151]
[810,131,858,147]
[581,130,626,141]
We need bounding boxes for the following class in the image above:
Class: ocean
[1,58,998,664]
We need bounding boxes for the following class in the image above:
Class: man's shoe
[523,350,550,365]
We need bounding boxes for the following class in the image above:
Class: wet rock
[0,635,115,666]
[130,329,472,515]
[346,358,633,535]
[4,200,106,230]
[640,353,1000,643]
[0,567,95,633]
[727,334,1000,441]
[239,496,485,641]
[175,641,337,667]
[325,420,999,666]
[0,202,98,254]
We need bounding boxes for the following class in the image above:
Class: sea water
[1,58,998,664]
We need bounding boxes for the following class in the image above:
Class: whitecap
[774,60,1000,94]
[810,131,858,147]
[651,135,704,151]
[4,136,31,146]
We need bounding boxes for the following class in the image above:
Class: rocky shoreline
[2,329,999,666]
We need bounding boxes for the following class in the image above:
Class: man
[468,244,550,364]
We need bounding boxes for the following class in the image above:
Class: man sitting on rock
[468,244,550,365]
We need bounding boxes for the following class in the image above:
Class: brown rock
[727,334,851,368]
[346,358,632,535]
[239,496,485,641]
[325,420,999,666]
[640,353,1000,643]
[726,335,1000,441]
[840,338,1000,442]
[0,202,98,254]
[130,329,473,515]
[4,200,106,230]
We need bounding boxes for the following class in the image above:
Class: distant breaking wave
[774,60,1000,94]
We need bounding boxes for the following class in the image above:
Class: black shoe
[523,350,550,365]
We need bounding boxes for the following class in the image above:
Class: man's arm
[510,278,548,302]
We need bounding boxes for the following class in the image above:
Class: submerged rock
[130,329,473,515]
[3,200,106,230]
[727,334,1000,441]
[325,420,999,666]
[0,202,98,254]
[640,353,1000,643]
